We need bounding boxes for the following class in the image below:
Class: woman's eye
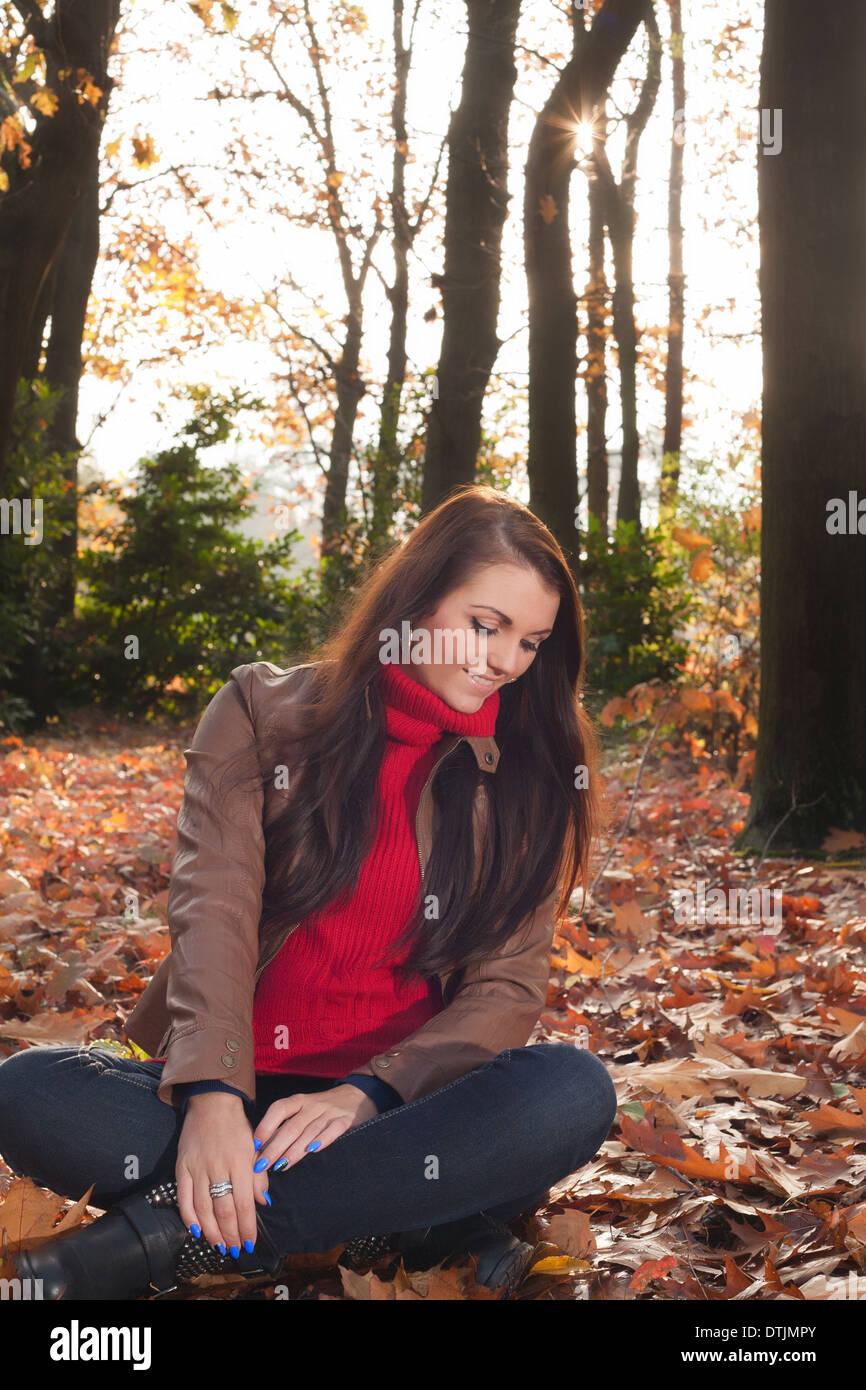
[472,615,539,654]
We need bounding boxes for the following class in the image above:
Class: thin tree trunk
[743,0,866,849]
[369,0,415,556]
[43,162,101,621]
[421,0,522,515]
[524,0,647,573]
[574,12,609,534]
[660,0,685,513]
[322,304,365,554]
[585,119,610,533]
[592,4,660,534]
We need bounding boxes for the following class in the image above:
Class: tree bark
[421,0,521,515]
[660,0,685,513]
[0,0,121,484]
[743,0,866,849]
[524,0,647,573]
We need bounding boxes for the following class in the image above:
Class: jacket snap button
[376,1057,391,1068]
[484,752,494,764]
[225,1039,239,1051]
[221,1054,237,1068]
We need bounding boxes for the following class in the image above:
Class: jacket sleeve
[347,887,559,1105]
[155,664,266,1108]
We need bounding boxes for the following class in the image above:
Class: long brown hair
[227,485,600,984]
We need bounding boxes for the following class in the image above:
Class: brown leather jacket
[125,661,560,1108]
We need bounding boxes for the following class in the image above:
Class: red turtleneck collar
[378,661,499,746]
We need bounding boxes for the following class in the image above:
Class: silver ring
[209,1180,233,1198]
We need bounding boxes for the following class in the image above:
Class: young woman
[0,485,617,1300]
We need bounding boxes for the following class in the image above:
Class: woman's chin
[441,673,487,711]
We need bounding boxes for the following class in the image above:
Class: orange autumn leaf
[803,1102,866,1136]
[673,526,713,550]
[629,1255,679,1291]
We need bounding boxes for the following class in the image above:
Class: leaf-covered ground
[1,719,865,1301]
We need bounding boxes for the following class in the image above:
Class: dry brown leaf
[545,1210,596,1257]
[0,1176,65,1251]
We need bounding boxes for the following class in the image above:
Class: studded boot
[11,1177,285,1301]
[343,1212,536,1296]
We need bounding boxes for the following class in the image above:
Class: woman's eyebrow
[471,604,553,637]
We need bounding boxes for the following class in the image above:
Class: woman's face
[398,562,561,712]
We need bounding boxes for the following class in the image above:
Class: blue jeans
[0,1041,617,1255]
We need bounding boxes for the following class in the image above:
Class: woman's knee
[0,1046,83,1142]
[0,1046,55,1112]
[518,1042,618,1149]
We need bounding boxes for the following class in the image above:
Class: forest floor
[1,714,865,1301]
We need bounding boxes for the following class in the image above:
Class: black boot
[344,1213,537,1296]
[11,1178,285,1301]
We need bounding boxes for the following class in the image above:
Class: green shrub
[75,389,320,717]
[580,513,693,715]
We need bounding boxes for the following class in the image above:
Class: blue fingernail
[253,1138,262,1151]
[253,1156,269,1173]
[272,1157,288,1173]
[229,1245,240,1259]
[306,1140,321,1153]
[264,1190,271,1207]
[190,1223,201,1237]
[214,1242,226,1256]
[244,1239,255,1253]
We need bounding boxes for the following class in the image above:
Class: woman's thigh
[0,1044,182,1205]
[0,1046,345,1207]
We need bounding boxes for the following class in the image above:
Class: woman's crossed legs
[0,1040,617,1256]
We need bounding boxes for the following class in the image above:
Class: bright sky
[78,0,764,533]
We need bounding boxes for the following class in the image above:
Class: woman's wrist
[186,1090,245,1111]
[334,1082,378,1121]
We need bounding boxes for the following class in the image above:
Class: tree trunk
[421,0,522,515]
[660,0,685,513]
[743,0,866,850]
[369,0,413,557]
[0,0,121,484]
[574,14,609,534]
[321,303,365,557]
[592,4,660,534]
[585,127,610,533]
[609,198,640,528]
[524,0,647,573]
[43,161,101,619]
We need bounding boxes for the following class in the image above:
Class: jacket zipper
[253,736,465,982]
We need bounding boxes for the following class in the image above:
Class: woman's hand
[176,1092,259,1257]
[251,1084,377,1200]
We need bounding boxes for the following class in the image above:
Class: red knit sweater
[252,663,500,1075]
